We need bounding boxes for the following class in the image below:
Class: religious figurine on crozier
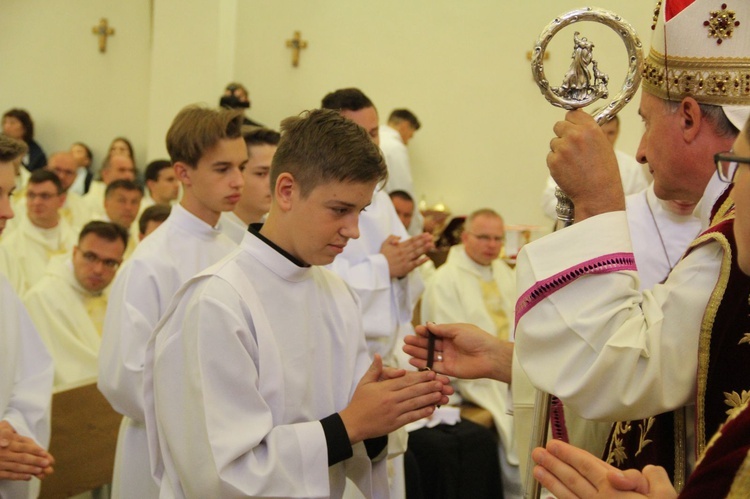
[555,31,609,102]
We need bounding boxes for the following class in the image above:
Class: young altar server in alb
[144,109,451,498]
[99,105,246,498]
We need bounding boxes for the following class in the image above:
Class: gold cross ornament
[92,18,115,53]
[285,31,308,67]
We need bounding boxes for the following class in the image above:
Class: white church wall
[232,0,654,228]
[2,0,653,227]
[0,0,152,174]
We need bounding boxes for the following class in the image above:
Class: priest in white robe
[47,151,92,230]
[98,106,245,499]
[24,221,127,388]
[421,208,521,498]
[0,169,77,295]
[84,154,136,222]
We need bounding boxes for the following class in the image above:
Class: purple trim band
[550,396,569,443]
[515,252,637,325]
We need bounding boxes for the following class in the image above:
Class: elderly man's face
[461,214,505,266]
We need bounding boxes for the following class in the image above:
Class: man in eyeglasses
[420,208,521,497]
[24,221,127,388]
[0,169,77,294]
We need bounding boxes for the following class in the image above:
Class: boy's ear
[173,162,191,186]
[274,172,295,211]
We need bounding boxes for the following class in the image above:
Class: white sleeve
[514,211,716,421]
[1,278,53,446]
[540,176,559,221]
[99,259,168,421]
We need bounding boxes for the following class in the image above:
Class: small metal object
[421,332,437,371]
[526,9,643,499]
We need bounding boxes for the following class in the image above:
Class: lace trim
[515,252,637,325]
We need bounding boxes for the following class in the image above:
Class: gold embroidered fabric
[479,278,509,341]
[84,293,108,337]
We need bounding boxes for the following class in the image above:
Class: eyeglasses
[468,232,505,243]
[78,249,122,270]
[715,151,750,183]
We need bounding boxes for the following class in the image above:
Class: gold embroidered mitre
[644,0,750,124]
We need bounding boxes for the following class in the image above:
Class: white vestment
[379,126,423,236]
[541,150,649,221]
[98,203,237,499]
[0,243,26,296]
[421,244,522,498]
[625,183,702,290]
[0,216,76,295]
[328,189,423,365]
[144,231,387,498]
[513,175,729,471]
[83,180,107,221]
[514,183,704,482]
[219,210,249,244]
[24,255,106,388]
[0,275,54,499]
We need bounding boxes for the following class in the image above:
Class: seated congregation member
[0,134,55,498]
[144,108,451,498]
[0,169,76,294]
[0,136,27,289]
[69,142,94,195]
[24,221,128,388]
[138,204,171,241]
[47,151,91,230]
[141,159,179,212]
[98,105,245,499]
[221,126,278,243]
[421,208,521,499]
[103,179,143,259]
[2,108,46,172]
[84,153,136,221]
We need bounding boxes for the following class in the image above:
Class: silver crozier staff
[526,8,643,499]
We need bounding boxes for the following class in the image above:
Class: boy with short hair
[144,109,450,498]
[99,105,246,498]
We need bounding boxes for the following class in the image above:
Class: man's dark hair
[2,108,35,141]
[138,204,171,235]
[389,190,414,203]
[321,88,375,112]
[271,109,387,199]
[242,126,281,154]
[29,169,63,194]
[166,105,244,167]
[144,159,173,182]
[388,109,421,130]
[79,220,129,248]
[0,135,29,162]
[105,179,143,198]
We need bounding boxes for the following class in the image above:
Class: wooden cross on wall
[92,18,115,53]
[285,31,308,67]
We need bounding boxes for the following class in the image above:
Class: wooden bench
[39,379,121,499]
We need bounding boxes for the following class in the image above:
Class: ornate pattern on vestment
[515,252,636,325]
[725,390,750,416]
[691,197,735,455]
[606,421,632,467]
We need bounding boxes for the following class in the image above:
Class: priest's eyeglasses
[715,152,750,183]
[79,250,122,270]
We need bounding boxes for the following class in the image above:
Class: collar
[249,223,309,268]
[170,203,226,241]
[447,244,495,279]
[243,225,311,283]
[379,125,404,145]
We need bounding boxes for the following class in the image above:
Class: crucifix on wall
[92,18,115,53]
[285,31,308,67]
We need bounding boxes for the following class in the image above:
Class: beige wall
[2,0,653,226]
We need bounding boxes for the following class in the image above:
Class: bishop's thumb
[362,354,384,383]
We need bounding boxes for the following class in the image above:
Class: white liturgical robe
[328,189,423,364]
[24,255,106,388]
[0,275,54,499]
[421,245,517,458]
[83,180,107,221]
[144,230,387,498]
[0,216,76,295]
[99,203,237,499]
[219,210,249,244]
[514,175,728,425]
